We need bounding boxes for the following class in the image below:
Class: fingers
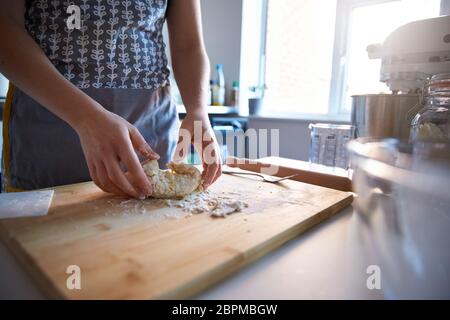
[104,159,142,198]
[86,158,121,195]
[90,155,150,199]
[200,138,222,188]
[78,113,156,199]
[212,163,222,184]
[95,161,127,196]
[129,127,160,160]
[85,156,98,182]
[120,138,153,199]
[173,127,191,162]
[202,162,222,189]
[86,160,102,191]
[86,150,148,199]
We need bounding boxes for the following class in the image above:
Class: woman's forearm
[171,45,210,116]
[0,15,103,131]
[167,0,210,116]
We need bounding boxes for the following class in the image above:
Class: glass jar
[308,123,355,170]
[410,73,450,141]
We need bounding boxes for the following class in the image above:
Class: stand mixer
[351,15,450,139]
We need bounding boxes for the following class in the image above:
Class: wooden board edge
[226,158,352,192]
[0,190,353,300]
[0,223,65,299]
[155,193,354,300]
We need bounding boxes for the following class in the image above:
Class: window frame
[250,0,449,119]
[328,0,394,117]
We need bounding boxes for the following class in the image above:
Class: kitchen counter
[177,105,242,117]
[0,156,382,299]
[0,204,381,299]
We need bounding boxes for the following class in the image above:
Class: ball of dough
[143,160,202,199]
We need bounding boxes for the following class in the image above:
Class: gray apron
[2,0,179,191]
[3,86,179,190]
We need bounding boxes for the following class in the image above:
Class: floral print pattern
[24,0,170,89]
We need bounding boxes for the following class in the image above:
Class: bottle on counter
[207,80,213,106]
[212,64,225,106]
[230,80,239,107]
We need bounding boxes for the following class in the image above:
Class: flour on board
[117,190,248,219]
[164,190,249,217]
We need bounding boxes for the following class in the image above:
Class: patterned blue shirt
[24,0,171,89]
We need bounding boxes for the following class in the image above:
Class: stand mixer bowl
[351,94,420,139]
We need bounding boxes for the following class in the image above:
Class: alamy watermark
[66,5,81,30]
[176,121,281,175]
[366,265,381,290]
[66,265,81,290]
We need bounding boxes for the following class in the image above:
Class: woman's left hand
[173,110,222,189]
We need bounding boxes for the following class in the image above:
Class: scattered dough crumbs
[115,190,248,219]
[164,190,249,218]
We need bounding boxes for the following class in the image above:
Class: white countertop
[0,205,383,300]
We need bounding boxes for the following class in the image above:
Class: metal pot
[351,94,420,139]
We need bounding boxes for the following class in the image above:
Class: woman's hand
[173,111,222,189]
[74,107,159,199]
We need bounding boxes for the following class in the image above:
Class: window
[264,0,338,115]
[0,73,8,99]
[342,0,442,112]
[242,0,446,118]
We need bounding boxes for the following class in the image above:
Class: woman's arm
[167,0,222,188]
[0,1,95,127]
[0,0,155,198]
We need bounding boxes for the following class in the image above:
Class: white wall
[201,0,243,105]
[164,0,243,106]
[247,118,311,160]
[248,117,350,161]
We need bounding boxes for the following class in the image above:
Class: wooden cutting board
[0,168,353,299]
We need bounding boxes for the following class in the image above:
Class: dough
[143,160,202,199]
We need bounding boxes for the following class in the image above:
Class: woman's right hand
[74,107,159,199]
